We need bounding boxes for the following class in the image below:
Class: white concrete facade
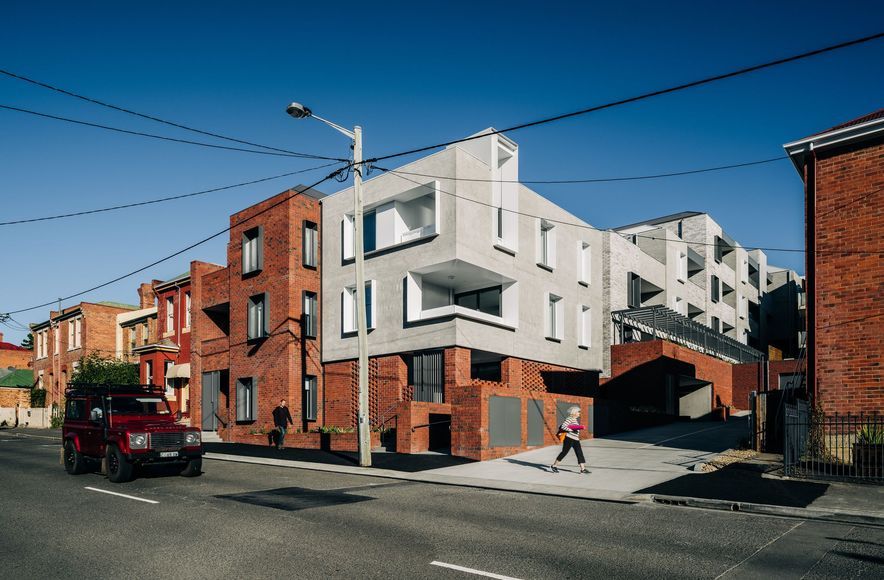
[321,130,605,372]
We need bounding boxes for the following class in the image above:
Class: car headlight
[129,433,148,449]
[184,431,201,446]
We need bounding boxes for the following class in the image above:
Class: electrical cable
[377,156,789,185]
[379,167,884,256]
[0,160,345,226]
[1,166,349,316]
[0,104,347,161]
[0,68,331,159]
[362,32,884,166]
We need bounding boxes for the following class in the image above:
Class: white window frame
[145,360,153,386]
[164,360,175,399]
[579,241,591,285]
[677,251,687,282]
[545,292,564,341]
[37,370,44,389]
[165,297,175,333]
[67,320,75,351]
[578,305,591,348]
[343,280,376,333]
[537,219,556,269]
[185,292,192,329]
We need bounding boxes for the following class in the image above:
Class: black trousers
[556,437,585,463]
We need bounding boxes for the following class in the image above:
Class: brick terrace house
[132,274,193,417]
[190,185,323,440]
[31,301,139,412]
[0,332,32,370]
[785,109,884,415]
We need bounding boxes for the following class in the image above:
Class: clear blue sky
[2,1,882,345]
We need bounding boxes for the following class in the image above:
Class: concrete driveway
[426,416,749,494]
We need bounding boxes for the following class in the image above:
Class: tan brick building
[785,109,884,414]
[31,301,139,411]
[0,332,32,370]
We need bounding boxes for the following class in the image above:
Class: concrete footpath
[9,421,884,526]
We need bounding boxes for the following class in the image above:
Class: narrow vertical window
[546,293,562,340]
[579,305,591,348]
[242,226,264,274]
[304,292,318,338]
[579,242,591,285]
[166,297,175,333]
[304,375,317,421]
[247,293,269,340]
[303,221,318,268]
[185,292,192,328]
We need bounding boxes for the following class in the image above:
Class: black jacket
[272,405,293,428]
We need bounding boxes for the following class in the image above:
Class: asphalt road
[2,432,882,579]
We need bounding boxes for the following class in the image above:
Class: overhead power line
[0,68,329,159]
[373,156,788,185]
[2,167,348,316]
[381,167,884,256]
[0,160,345,226]
[364,32,884,166]
[0,104,346,161]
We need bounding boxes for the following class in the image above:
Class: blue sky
[1,1,882,345]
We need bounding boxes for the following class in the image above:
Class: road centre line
[430,561,523,580]
[84,486,159,504]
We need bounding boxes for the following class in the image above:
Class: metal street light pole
[286,103,371,467]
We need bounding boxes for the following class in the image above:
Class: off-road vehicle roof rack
[65,383,165,397]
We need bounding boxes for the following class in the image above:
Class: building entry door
[201,371,221,431]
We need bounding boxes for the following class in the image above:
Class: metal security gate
[412,351,444,403]
[783,400,809,475]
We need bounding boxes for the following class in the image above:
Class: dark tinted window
[66,399,87,420]
[109,397,170,416]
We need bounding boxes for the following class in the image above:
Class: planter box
[853,443,884,477]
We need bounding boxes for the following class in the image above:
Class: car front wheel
[63,440,87,475]
[106,445,134,483]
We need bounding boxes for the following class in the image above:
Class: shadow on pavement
[216,486,374,512]
[203,442,473,473]
[637,462,829,508]
[598,417,748,454]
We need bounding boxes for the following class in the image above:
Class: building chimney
[137,283,155,309]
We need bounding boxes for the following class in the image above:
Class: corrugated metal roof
[0,369,34,388]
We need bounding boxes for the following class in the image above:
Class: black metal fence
[784,404,884,484]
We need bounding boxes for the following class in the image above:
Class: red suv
[62,384,203,483]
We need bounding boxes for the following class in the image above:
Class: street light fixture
[286,102,371,468]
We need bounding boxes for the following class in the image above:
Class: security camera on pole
[286,102,371,467]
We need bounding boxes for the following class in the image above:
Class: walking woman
[550,405,588,474]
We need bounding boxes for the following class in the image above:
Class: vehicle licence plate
[159,451,179,458]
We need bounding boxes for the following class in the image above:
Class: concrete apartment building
[190,186,323,441]
[321,130,597,459]
[31,301,139,411]
[765,267,806,360]
[785,109,884,415]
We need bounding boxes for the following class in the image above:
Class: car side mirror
[90,408,104,423]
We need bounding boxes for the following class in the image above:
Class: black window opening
[411,350,444,403]
[304,292,318,338]
[363,211,377,253]
[714,236,724,263]
[471,361,501,382]
[627,273,642,309]
[304,375,317,421]
[711,316,720,333]
[711,275,720,303]
[236,377,257,422]
[455,286,502,317]
[242,226,264,274]
[303,221,318,268]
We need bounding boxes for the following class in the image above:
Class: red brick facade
[190,188,323,441]
[731,358,807,411]
[31,302,138,409]
[791,119,883,415]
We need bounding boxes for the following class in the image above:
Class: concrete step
[201,431,223,443]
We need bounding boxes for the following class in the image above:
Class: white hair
[567,405,580,417]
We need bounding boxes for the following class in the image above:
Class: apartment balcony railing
[612,305,764,364]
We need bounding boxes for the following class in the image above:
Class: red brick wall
[731,359,807,410]
[809,139,884,414]
[606,340,734,409]
[449,383,591,461]
[190,189,323,441]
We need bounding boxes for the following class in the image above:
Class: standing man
[272,399,294,450]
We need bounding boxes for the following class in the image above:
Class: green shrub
[857,424,884,445]
[314,425,355,434]
[29,387,47,408]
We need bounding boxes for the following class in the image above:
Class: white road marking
[714,520,804,579]
[84,487,159,504]
[430,561,524,580]
[11,433,59,441]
